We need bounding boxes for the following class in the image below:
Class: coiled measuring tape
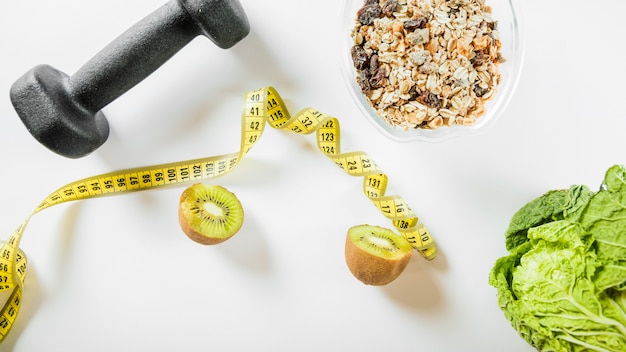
[0,86,436,341]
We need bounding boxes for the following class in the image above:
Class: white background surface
[0,0,624,351]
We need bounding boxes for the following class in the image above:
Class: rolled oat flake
[350,0,506,130]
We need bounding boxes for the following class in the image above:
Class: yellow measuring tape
[0,86,436,341]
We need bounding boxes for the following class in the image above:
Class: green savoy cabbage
[489,165,626,351]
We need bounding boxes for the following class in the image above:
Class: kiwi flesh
[345,224,413,285]
[178,183,244,245]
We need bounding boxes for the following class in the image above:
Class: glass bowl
[338,0,525,142]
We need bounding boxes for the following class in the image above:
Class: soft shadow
[230,31,298,93]
[0,264,44,351]
[382,248,449,313]
[54,203,82,286]
[221,158,282,188]
[0,199,82,348]
[97,30,296,172]
[215,213,272,274]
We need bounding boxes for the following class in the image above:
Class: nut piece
[350,0,505,131]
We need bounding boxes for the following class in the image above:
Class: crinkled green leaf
[491,165,626,352]
[603,164,626,193]
[504,189,569,251]
[488,242,564,350]
[504,186,594,252]
[580,165,626,291]
[563,185,594,223]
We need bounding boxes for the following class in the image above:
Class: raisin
[369,66,387,88]
[369,54,380,74]
[351,45,370,71]
[422,92,442,109]
[403,16,428,31]
[473,85,489,98]
[408,85,421,100]
[470,50,487,66]
[381,0,399,17]
[357,4,382,25]
[413,121,428,129]
[358,70,372,93]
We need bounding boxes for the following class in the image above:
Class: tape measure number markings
[0,86,437,342]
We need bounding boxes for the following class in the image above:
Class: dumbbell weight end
[10,65,110,159]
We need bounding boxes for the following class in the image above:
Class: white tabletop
[0,0,624,351]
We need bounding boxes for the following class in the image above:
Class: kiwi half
[178,183,244,245]
[345,224,413,285]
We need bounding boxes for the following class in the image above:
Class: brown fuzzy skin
[345,234,413,286]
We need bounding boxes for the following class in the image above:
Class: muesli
[351,0,505,130]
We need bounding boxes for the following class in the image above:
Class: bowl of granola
[339,0,524,142]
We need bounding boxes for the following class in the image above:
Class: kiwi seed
[178,183,244,245]
[344,224,413,285]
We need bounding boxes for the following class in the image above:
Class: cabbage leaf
[490,165,626,351]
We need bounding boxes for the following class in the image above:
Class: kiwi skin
[345,225,413,286]
[178,183,244,245]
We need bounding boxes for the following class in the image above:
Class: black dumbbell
[10,0,250,158]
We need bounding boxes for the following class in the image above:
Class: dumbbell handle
[69,0,198,113]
